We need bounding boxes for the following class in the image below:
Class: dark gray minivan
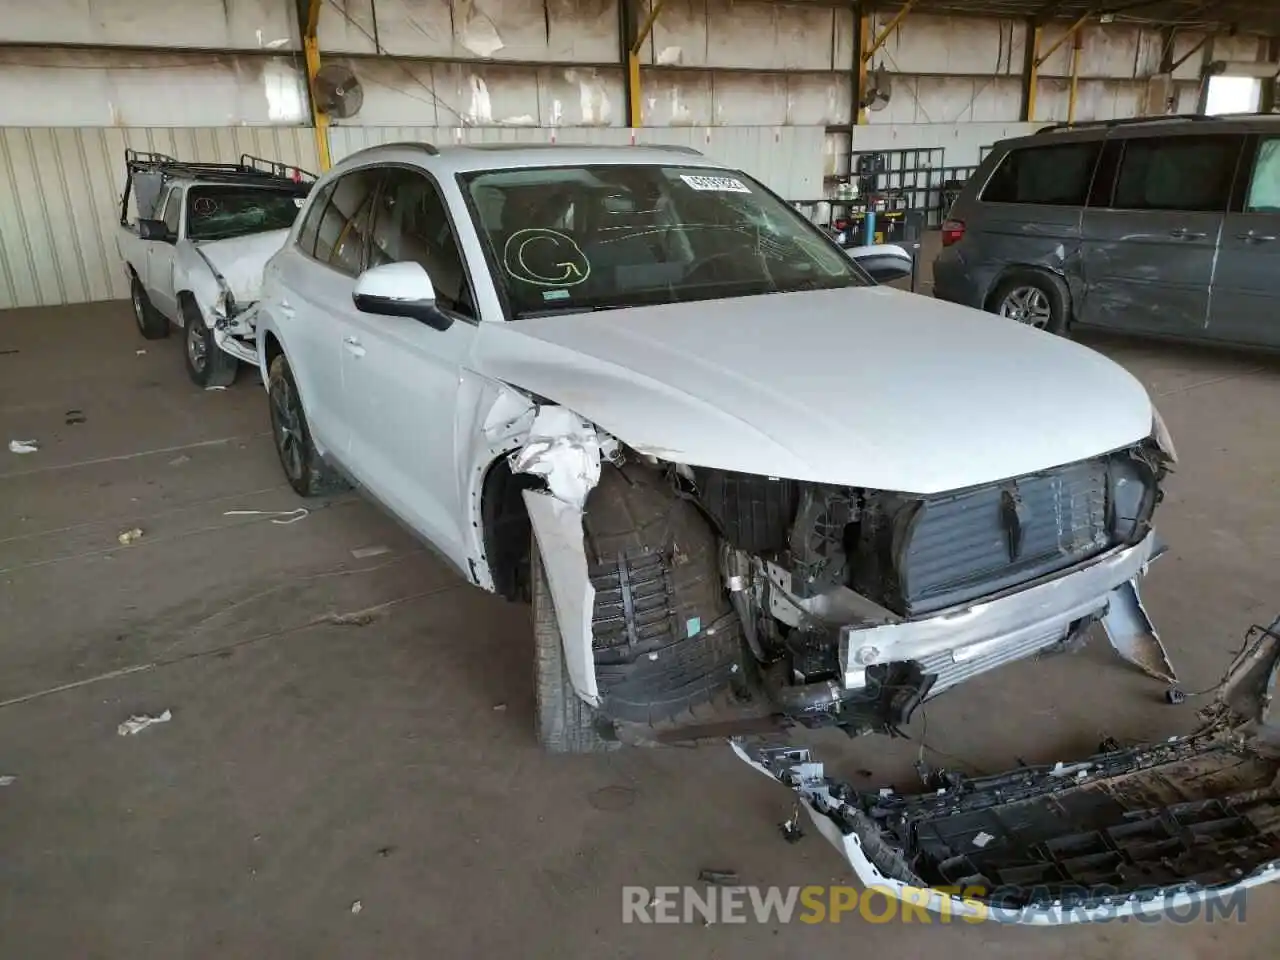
[933,114,1280,348]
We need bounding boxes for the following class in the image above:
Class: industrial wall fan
[315,64,365,119]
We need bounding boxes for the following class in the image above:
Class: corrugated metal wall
[0,123,823,310]
[328,124,824,197]
[0,127,318,309]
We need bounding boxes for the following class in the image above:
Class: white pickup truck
[116,151,314,387]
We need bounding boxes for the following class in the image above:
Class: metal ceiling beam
[864,0,919,62]
[1035,10,1092,66]
[1020,18,1042,120]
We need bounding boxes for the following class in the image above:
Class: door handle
[342,336,365,357]
[1167,227,1206,239]
[1238,231,1277,243]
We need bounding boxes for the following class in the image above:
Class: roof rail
[1035,114,1218,134]
[346,141,440,158]
[634,143,704,155]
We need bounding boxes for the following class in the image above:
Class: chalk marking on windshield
[502,228,592,287]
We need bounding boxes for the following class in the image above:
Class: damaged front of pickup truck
[469,295,1182,754]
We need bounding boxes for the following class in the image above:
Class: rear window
[981,142,1101,207]
[1113,134,1242,212]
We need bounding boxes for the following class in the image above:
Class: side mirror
[352,261,452,331]
[139,219,174,242]
[846,243,913,284]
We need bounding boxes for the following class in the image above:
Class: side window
[313,168,381,276]
[368,168,474,318]
[161,187,182,235]
[295,180,335,257]
[1245,137,1280,213]
[1113,135,1242,212]
[981,142,1101,206]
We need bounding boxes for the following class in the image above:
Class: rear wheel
[131,274,169,340]
[266,354,349,498]
[183,300,238,388]
[990,271,1070,335]
[532,538,618,754]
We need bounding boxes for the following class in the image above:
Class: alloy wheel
[270,375,304,481]
[998,286,1052,329]
[186,319,208,372]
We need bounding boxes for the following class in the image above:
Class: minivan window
[981,142,1101,206]
[1113,135,1241,212]
[1246,137,1280,213]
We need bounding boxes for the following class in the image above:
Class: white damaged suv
[249,142,1180,753]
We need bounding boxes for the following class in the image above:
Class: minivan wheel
[989,271,1069,335]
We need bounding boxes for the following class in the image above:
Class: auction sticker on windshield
[679,174,751,193]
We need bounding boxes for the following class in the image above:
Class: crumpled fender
[172,241,223,328]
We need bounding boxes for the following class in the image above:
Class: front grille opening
[890,458,1122,617]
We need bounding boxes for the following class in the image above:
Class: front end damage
[734,618,1280,924]
[181,228,290,366]
[510,398,1177,740]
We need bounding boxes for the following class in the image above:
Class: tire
[266,353,350,498]
[531,538,619,754]
[182,299,239,388]
[131,274,170,340]
[989,270,1070,335]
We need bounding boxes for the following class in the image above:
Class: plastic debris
[205,385,227,392]
[117,709,172,736]
[65,409,86,425]
[492,702,507,712]
[698,869,740,885]
[9,439,39,454]
[117,528,144,545]
[224,507,309,525]
[323,610,377,627]
[0,775,15,787]
[135,349,147,355]
[351,545,390,559]
[350,900,363,915]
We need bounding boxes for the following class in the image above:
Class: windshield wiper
[515,303,647,319]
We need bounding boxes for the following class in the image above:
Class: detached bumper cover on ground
[735,618,1280,925]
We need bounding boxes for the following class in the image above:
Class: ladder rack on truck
[119,149,316,225]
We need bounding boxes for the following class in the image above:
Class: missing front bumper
[734,618,1280,926]
[840,533,1176,696]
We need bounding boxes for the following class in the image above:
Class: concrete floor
[1,298,1278,959]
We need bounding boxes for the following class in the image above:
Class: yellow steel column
[1067,31,1083,123]
[1025,24,1042,122]
[856,12,871,125]
[627,0,666,129]
[303,0,331,171]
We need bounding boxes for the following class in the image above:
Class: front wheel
[182,301,238,388]
[990,271,1070,335]
[532,538,618,754]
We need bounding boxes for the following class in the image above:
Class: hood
[190,228,290,304]
[472,286,1154,494]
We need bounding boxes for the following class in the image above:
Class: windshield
[186,185,305,242]
[460,164,868,318]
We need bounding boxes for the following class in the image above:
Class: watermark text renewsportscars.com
[622,884,1249,925]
